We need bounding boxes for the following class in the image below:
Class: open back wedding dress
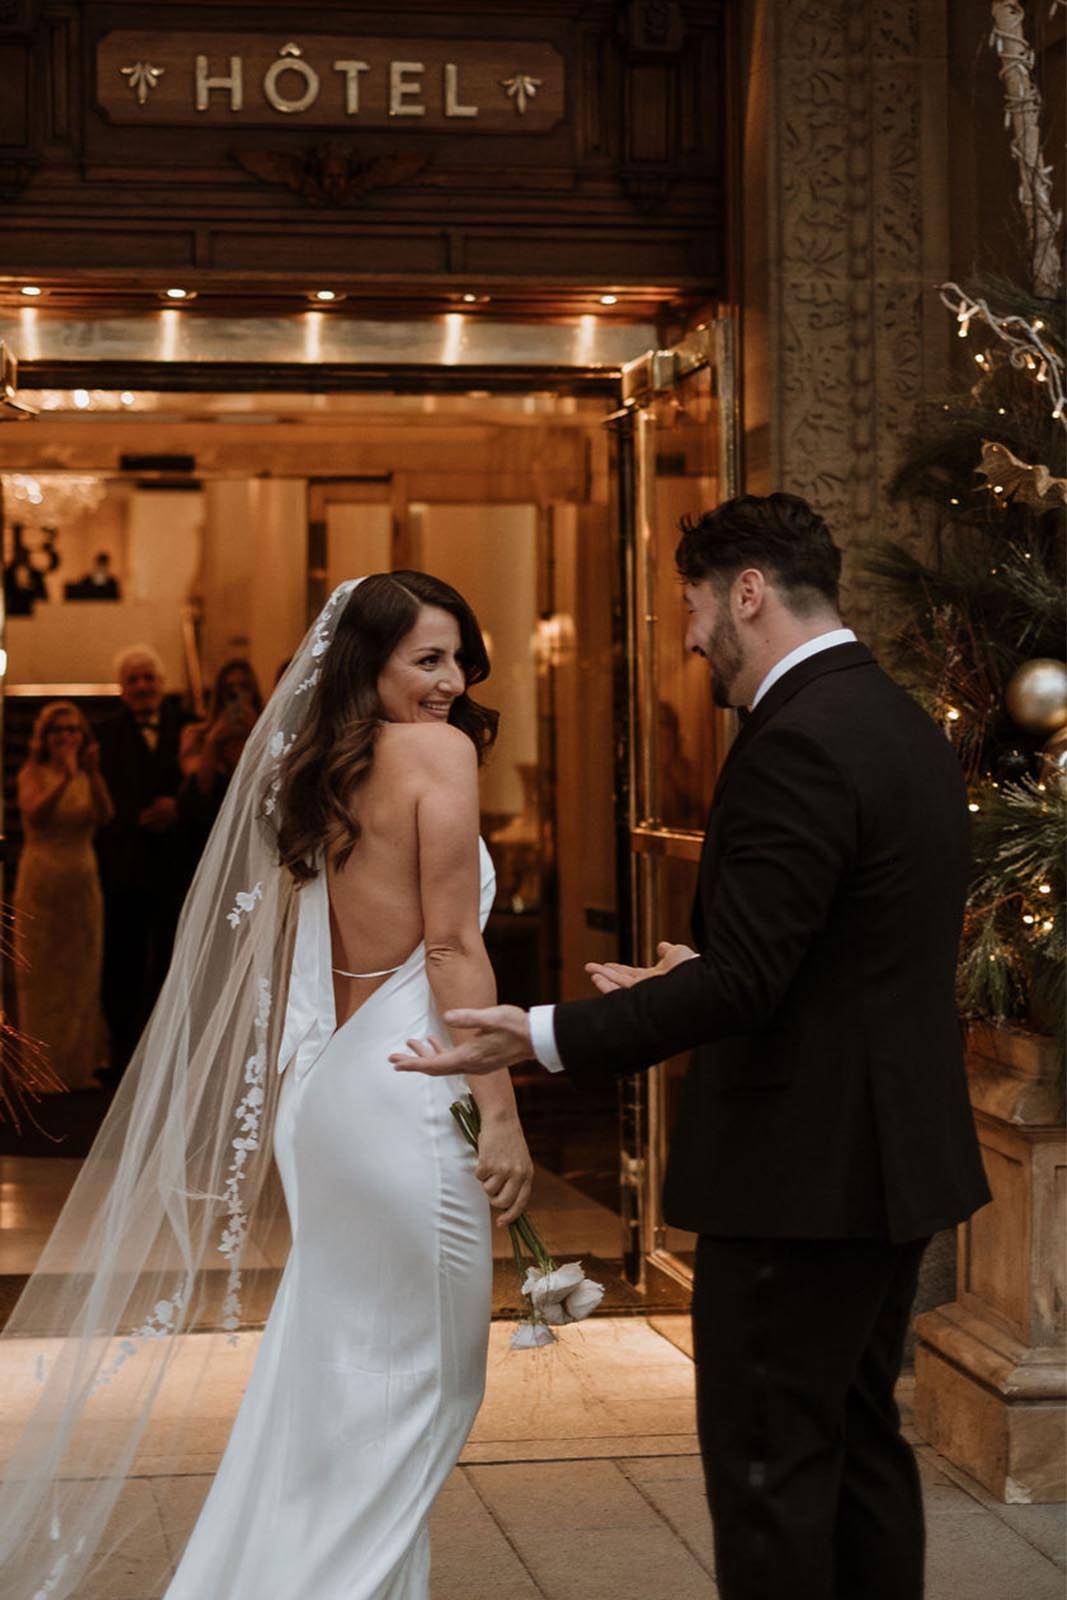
[0,581,493,1600]
[165,843,495,1600]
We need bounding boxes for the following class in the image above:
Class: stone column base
[914,1301,1067,1504]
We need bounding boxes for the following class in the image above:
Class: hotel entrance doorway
[0,317,736,1309]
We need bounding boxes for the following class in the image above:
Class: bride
[0,572,533,1600]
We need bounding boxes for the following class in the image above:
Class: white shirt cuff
[529,1005,565,1072]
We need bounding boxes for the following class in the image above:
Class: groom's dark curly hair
[675,493,842,616]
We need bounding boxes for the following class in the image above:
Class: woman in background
[178,657,264,863]
[14,701,113,1090]
[180,657,264,804]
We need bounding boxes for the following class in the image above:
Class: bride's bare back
[326,721,484,1028]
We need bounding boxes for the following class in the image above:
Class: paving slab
[468,1458,664,1533]
[429,1469,545,1598]
[926,1506,1065,1600]
[506,1519,717,1600]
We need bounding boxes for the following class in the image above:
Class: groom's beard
[706,613,743,709]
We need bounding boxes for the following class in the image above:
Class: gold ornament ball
[1004,658,1067,736]
[1039,727,1067,793]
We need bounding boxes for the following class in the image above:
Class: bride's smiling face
[377,604,467,724]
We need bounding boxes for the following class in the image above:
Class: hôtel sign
[96,33,565,133]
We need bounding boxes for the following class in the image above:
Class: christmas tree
[863,5,1066,1060]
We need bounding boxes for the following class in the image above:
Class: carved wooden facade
[0,0,728,300]
[744,0,952,627]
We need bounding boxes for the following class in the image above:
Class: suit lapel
[689,642,875,944]
[710,642,874,811]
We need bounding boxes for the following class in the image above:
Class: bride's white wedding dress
[164,840,496,1600]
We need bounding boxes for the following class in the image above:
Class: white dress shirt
[529,626,858,1072]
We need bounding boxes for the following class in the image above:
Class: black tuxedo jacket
[94,698,189,893]
[555,643,990,1242]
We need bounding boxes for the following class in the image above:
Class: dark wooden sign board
[96,32,565,133]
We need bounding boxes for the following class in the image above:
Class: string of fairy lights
[940,282,1066,430]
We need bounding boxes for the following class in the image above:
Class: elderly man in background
[95,645,191,1082]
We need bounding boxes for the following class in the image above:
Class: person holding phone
[178,657,265,857]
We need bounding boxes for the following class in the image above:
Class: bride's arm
[415,726,534,1227]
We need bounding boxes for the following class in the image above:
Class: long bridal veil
[0,581,362,1600]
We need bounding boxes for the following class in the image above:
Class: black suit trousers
[692,1234,928,1600]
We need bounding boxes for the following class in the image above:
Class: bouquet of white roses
[451,1094,605,1349]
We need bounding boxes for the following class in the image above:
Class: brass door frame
[615,316,739,1290]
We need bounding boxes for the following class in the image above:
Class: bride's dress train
[164,841,496,1600]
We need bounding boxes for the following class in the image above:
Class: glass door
[616,319,738,1288]
[306,476,406,621]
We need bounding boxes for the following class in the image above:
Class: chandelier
[2,473,108,530]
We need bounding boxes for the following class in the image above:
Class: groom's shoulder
[776,658,963,787]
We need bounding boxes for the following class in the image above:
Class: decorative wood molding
[231,140,430,207]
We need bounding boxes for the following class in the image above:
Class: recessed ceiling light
[164,288,190,300]
[599,294,619,306]
[312,290,337,302]
[20,285,43,297]
[120,391,135,406]
[73,389,91,409]
[461,293,479,304]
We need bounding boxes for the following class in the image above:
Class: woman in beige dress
[14,700,114,1090]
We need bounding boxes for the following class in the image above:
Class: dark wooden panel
[0,43,31,145]
[0,224,196,265]
[467,226,719,280]
[208,227,448,273]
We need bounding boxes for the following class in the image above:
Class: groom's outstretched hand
[390,1005,533,1078]
[585,940,698,994]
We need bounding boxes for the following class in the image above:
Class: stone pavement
[2,1317,1063,1597]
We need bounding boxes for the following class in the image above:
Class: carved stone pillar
[737,0,958,1333]
[739,0,951,638]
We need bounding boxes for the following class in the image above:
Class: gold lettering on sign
[500,73,542,115]
[263,43,320,115]
[444,63,478,118]
[333,59,370,114]
[389,61,425,117]
[121,61,164,105]
[196,54,243,112]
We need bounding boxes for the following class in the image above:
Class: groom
[393,492,990,1599]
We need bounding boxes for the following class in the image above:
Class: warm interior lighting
[73,389,91,409]
[312,290,337,302]
[461,293,479,304]
[20,285,42,297]
[946,707,961,721]
[120,391,135,406]
[599,294,618,306]
[165,288,190,301]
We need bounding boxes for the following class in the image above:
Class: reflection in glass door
[619,320,738,1287]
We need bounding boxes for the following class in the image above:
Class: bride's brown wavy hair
[276,571,498,884]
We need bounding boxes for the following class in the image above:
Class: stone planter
[914,1023,1066,1503]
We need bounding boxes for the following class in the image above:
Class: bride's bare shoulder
[375,722,476,783]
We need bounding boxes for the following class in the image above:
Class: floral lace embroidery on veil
[217,977,272,1334]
